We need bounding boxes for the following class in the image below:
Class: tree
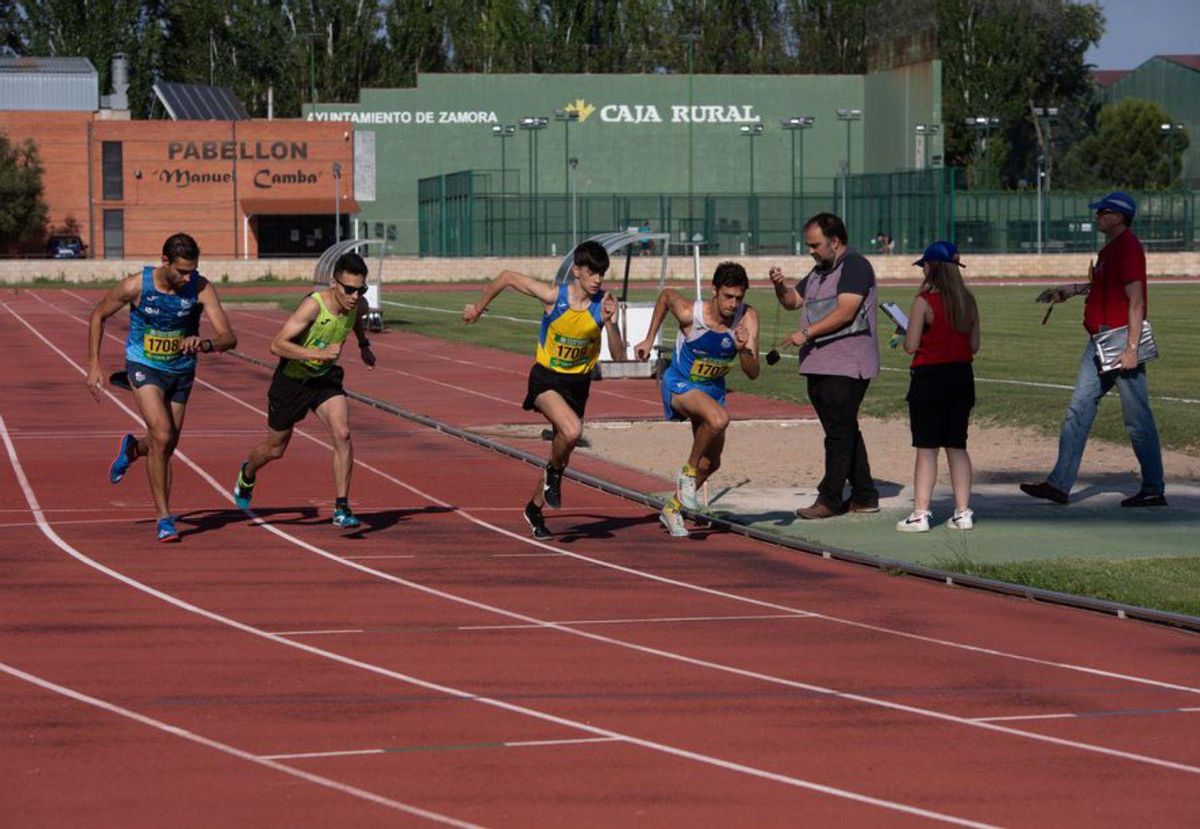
[0,132,48,250]
[1059,98,1191,191]
[937,0,1103,188]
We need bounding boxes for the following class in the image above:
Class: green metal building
[1100,54,1198,188]
[306,64,942,256]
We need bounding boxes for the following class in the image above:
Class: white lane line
[973,706,1200,724]
[0,516,151,530]
[506,737,620,748]
[0,661,482,828]
[24,298,1200,741]
[260,736,621,762]
[458,614,813,631]
[0,416,997,829]
[343,555,418,560]
[876,366,1200,404]
[274,614,813,637]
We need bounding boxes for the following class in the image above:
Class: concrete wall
[4,252,1197,284]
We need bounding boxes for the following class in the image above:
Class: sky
[1085,0,1200,69]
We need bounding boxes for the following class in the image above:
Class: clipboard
[879,301,909,333]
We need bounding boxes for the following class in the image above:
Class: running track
[2,288,1199,826]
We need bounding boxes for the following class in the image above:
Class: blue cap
[1088,191,1136,218]
[913,241,962,267]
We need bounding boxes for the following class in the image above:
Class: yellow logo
[565,99,595,123]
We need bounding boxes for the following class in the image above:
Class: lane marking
[0,662,483,828]
[260,736,621,761]
[0,415,999,828]
[21,295,1200,770]
[458,614,813,631]
[973,706,1200,724]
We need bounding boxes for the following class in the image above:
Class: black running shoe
[523,502,551,539]
[542,464,563,509]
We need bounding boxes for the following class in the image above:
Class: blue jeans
[1047,340,1164,496]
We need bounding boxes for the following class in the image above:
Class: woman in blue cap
[896,241,980,532]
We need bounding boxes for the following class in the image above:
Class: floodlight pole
[555,110,578,226]
[836,108,862,220]
[333,162,342,243]
[1036,155,1044,255]
[569,157,579,247]
[520,116,548,254]
[781,116,814,253]
[681,31,700,238]
[1161,123,1185,188]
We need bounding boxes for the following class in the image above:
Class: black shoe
[542,464,563,509]
[841,498,880,514]
[1121,491,1167,508]
[1019,481,1069,504]
[523,502,551,539]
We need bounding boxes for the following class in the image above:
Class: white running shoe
[659,507,689,538]
[896,511,931,533]
[676,468,699,510]
[946,509,975,530]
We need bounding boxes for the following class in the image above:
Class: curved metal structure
[553,231,672,295]
[311,238,391,284]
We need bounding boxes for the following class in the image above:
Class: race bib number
[301,338,331,372]
[689,355,734,383]
[143,329,185,362]
[548,333,595,370]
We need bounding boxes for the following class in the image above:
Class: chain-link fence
[418,168,1197,257]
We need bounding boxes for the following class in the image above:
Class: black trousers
[806,374,878,508]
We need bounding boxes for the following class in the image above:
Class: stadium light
[967,115,1000,189]
[491,124,516,251]
[781,116,815,251]
[520,116,549,253]
[836,109,862,218]
[914,123,940,170]
[1161,122,1186,188]
[1032,106,1059,193]
[739,123,764,197]
[554,109,579,228]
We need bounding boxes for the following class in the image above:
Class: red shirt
[912,291,974,367]
[1084,228,1146,335]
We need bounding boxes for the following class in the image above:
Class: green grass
[932,555,1200,617]
[372,282,1200,455]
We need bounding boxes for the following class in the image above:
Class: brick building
[0,110,357,258]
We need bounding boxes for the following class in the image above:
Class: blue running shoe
[157,516,180,543]
[332,505,361,529]
[109,433,137,484]
[232,462,255,509]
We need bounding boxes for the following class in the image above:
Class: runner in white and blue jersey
[635,262,760,537]
[86,233,237,542]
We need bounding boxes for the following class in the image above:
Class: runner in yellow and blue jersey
[86,233,237,542]
[635,262,760,537]
[232,253,377,530]
[463,240,625,539]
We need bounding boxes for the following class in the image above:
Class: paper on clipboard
[880,301,909,332]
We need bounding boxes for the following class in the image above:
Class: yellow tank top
[281,292,355,380]
[534,283,604,375]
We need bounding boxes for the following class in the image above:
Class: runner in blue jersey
[635,262,760,537]
[86,233,237,542]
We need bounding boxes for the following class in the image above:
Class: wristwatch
[800,327,811,343]
[200,338,214,353]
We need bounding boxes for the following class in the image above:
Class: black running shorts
[267,365,346,432]
[522,363,592,419]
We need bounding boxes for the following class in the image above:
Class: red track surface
[3,287,1199,827]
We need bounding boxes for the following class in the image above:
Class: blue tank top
[125,266,202,374]
[671,299,743,388]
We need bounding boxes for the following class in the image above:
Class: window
[103,210,124,259]
[102,142,123,201]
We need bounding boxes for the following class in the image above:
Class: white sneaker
[675,468,699,510]
[659,506,689,538]
[896,511,931,532]
[946,509,974,530]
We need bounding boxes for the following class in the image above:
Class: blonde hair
[923,261,978,334]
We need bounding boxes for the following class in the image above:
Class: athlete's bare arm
[85,274,142,399]
[270,297,337,362]
[735,305,761,380]
[634,289,694,361]
[462,270,559,323]
[352,296,377,368]
[186,278,237,354]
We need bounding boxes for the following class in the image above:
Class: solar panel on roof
[153,81,249,120]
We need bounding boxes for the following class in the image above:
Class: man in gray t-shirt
[770,213,880,519]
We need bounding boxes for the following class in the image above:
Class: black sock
[240,462,255,483]
[526,501,541,514]
[335,497,349,510]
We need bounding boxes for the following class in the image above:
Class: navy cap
[1088,191,1137,218]
[913,241,963,267]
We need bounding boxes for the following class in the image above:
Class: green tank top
[281,292,355,380]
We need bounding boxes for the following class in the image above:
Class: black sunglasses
[334,277,369,296]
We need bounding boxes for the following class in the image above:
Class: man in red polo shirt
[1021,191,1165,508]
